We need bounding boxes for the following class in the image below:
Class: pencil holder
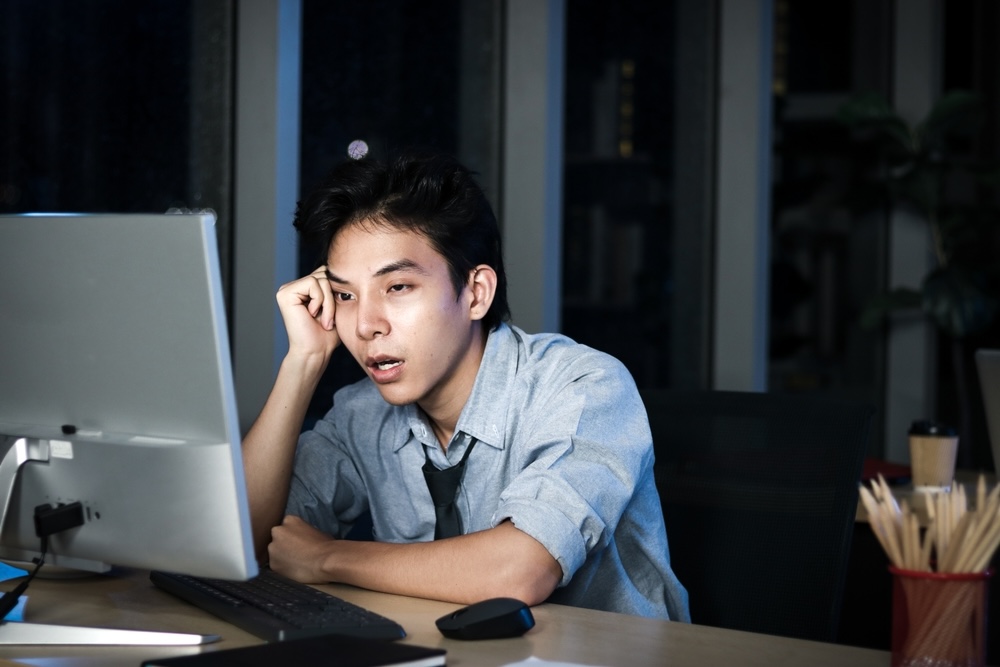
[890,566,993,667]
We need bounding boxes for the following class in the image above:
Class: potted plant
[837,90,1000,467]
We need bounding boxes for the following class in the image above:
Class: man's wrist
[319,538,375,588]
[281,348,332,379]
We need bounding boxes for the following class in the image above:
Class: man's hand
[267,515,338,584]
[276,266,341,361]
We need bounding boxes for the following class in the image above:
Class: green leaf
[918,90,983,152]
[972,164,1000,189]
[841,90,1000,339]
[837,93,914,155]
[937,206,1000,260]
[921,267,1000,337]
[837,92,898,124]
[860,288,922,329]
[890,165,941,215]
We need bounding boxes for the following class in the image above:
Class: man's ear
[467,265,497,322]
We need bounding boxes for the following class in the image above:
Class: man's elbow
[497,553,562,606]
[479,521,562,606]
[514,568,561,606]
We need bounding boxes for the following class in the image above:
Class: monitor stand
[0,620,219,645]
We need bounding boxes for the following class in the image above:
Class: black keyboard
[150,569,406,642]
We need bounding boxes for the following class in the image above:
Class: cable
[0,536,46,621]
[0,502,84,623]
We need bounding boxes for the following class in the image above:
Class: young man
[241,152,690,621]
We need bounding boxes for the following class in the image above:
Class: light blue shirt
[287,323,690,621]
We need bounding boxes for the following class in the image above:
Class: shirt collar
[401,404,437,452]
[453,322,517,451]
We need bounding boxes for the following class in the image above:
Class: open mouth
[366,354,405,382]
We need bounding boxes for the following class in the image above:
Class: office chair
[641,389,874,642]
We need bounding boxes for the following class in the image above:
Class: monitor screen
[0,213,257,581]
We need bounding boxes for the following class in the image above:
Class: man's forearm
[319,521,562,606]
[242,353,328,555]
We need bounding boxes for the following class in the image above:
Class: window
[561,0,714,389]
[0,0,234,294]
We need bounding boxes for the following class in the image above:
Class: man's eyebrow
[325,259,429,285]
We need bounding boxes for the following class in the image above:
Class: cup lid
[908,420,957,436]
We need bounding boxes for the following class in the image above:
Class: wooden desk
[0,569,891,667]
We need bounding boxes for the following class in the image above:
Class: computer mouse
[435,597,535,640]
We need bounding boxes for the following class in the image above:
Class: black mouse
[435,597,535,640]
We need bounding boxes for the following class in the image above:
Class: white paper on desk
[503,658,611,667]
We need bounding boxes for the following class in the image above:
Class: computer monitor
[0,212,258,644]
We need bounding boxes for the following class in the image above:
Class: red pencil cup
[890,566,993,667]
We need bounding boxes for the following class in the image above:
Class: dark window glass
[1,0,234,290]
[300,1,460,197]
[768,0,891,431]
[562,0,713,390]
[4,1,190,212]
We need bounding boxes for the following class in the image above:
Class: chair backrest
[642,389,874,642]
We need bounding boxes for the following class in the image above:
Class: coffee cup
[908,420,958,492]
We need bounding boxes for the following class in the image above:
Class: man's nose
[356,298,388,339]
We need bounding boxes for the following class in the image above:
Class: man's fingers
[311,270,336,331]
[278,268,336,331]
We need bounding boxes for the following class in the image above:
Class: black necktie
[422,441,477,539]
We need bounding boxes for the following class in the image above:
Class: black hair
[294,151,510,332]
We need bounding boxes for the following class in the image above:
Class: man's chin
[374,384,416,407]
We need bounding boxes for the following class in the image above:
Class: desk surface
[0,569,891,667]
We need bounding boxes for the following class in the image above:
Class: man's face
[326,221,485,414]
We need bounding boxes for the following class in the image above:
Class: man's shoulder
[506,325,629,379]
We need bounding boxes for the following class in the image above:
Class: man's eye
[388,284,409,293]
[335,292,354,302]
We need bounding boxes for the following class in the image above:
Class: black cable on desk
[0,502,84,623]
[0,537,47,620]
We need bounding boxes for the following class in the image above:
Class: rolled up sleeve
[491,356,651,586]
